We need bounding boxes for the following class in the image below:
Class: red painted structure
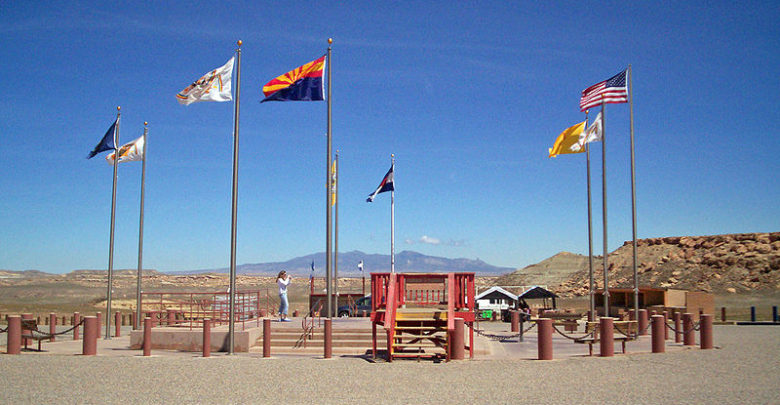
[140,290,264,330]
[370,272,476,361]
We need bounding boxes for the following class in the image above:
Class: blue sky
[1,2,778,274]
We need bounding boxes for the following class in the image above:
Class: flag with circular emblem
[261,55,326,102]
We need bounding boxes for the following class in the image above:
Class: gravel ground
[0,325,778,404]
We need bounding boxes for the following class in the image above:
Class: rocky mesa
[499,232,780,297]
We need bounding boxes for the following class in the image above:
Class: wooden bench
[20,319,49,351]
[574,320,638,356]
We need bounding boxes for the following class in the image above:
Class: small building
[475,286,517,312]
[594,287,714,320]
[517,285,558,311]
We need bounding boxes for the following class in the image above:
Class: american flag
[579,69,628,112]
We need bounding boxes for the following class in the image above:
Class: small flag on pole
[261,56,326,102]
[579,69,628,112]
[357,260,363,272]
[87,119,117,159]
[310,261,315,280]
[571,112,603,152]
[176,56,235,105]
[106,136,144,164]
[366,164,394,202]
[549,121,586,157]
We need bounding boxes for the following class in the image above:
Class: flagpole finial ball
[117,106,121,111]
[237,40,242,47]
[328,38,333,44]
[144,122,148,126]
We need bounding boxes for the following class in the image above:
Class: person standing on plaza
[277,270,292,321]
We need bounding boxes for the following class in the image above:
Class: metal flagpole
[390,154,395,274]
[585,112,595,321]
[326,38,333,319]
[228,40,242,354]
[334,151,339,311]
[106,106,120,340]
[600,101,609,317]
[136,122,148,330]
[628,65,639,318]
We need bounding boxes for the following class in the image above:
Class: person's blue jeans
[279,292,289,317]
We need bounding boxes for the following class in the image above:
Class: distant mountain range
[172,250,515,277]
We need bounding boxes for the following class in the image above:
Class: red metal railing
[140,290,265,330]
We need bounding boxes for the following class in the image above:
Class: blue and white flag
[366,164,394,202]
[310,261,315,280]
[357,260,364,272]
[87,119,117,159]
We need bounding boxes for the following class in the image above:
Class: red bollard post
[115,312,121,337]
[324,318,333,359]
[202,319,211,358]
[21,313,32,348]
[651,315,665,353]
[61,316,66,326]
[628,309,636,321]
[662,311,669,340]
[600,317,614,357]
[73,312,80,340]
[6,315,21,354]
[132,311,137,330]
[721,307,726,322]
[49,313,57,342]
[82,316,98,356]
[143,317,152,356]
[682,313,695,346]
[262,318,271,358]
[511,311,519,333]
[537,319,553,360]
[700,314,713,350]
[638,309,649,336]
[96,312,102,338]
[451,318,465,360]
[673,312,682,343]
[167,309,176,326]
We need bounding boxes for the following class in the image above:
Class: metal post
[586,140,595,321]
[136,122,148,330]
[326,39,333,318]
[228,40,242,354]
[106,107,121,340]
[651,315,664,353]
[628,65,639,321]
[452,318,465,360]
[750,306,756,322]
[391,155,395,274]
[638,309,648,336]
[700,314,713,350]
[324,318,333,359]
[7,315,21,354]
[511,311,519,332]
[682,313,695,346]
[142,317,152,356]
[599,317,614,357]
[334,151,339,314]
[600,102,609,317]
[203,319,211,358]
[721,307,726,322]
[49,313,56,342]
[537,319,552,360]
[83,316,98,356]
[262,318,271,358]
[73,312,80,340]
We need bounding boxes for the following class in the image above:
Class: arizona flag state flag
[261,56,326,102]
[366,164,394,202]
